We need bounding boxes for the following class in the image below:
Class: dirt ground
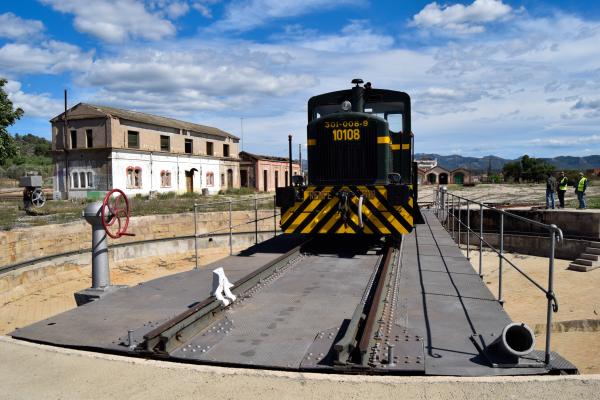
[419,183,600,208]
[464,248,600,374]
[0,252,203,335]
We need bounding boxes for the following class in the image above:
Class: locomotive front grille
[312,120,378,184]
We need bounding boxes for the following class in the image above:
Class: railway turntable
[11,210,576,376]
[10,80,577,376]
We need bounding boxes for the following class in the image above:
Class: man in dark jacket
[546,173,557,209]
[557,171,568,208]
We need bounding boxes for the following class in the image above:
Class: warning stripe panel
[280,184,414,235]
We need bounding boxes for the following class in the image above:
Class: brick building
[51,103,240,199]
[239,151,301,192]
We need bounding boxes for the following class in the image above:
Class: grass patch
[0,191,274,231]
[566,195,600,209]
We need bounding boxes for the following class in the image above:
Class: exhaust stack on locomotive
[276,79,422,237]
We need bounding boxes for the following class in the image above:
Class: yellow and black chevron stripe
[280,185,414,235]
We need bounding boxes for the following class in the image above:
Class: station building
[239,151,301,192]
[417,166,472,185]
[50,104,240,199]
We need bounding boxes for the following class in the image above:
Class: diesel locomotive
[276,79,420,237]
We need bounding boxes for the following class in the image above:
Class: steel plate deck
[10,213,577,376]
[170,250,381,369]
[398,211,576,376]
[10,235,308,351]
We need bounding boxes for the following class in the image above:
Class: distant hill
[415,154,600,173]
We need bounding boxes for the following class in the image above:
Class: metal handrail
[192,195,280,269]
[433,187,561,367]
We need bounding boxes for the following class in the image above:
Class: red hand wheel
[101,189,135,239]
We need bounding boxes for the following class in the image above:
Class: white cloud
[0,12,44,39]
[276,20,394,53]
[573,98,600,111]
[39,0,176,42]
[412,0,515,35]
[525,134,600,148]
[212,0,361,31]
[4,80,63,118]
[192,0,219,18]
[74,44,317,116]
[0,41,94,75]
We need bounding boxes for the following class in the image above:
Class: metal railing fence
[192,195,279,269]
[433,187,562,366]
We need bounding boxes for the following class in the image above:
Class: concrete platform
[1,336,598,400]
[10,211,577,376]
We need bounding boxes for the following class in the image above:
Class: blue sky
[1,0,600,159]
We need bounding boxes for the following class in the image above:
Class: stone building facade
[417,166,472,185]
[239,152,301,192]
[51,103,240,199]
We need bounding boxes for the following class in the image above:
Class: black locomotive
[277,79,419,236]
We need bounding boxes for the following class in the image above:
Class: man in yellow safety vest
[575,172,588,209]
[557,171,568,208]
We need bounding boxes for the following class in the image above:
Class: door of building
[454,173,464,184]
[240,170,248,187]
[439,173,448,185]
[185,170,194,193]
[227,169,233,188]
[263,170,268,191]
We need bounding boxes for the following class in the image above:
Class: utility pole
[240,117,244,151]
[298,143,302,178]
[63,89,69,200]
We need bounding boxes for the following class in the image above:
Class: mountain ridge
[415,154,600,172]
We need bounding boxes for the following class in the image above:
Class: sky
[1,0,600,159]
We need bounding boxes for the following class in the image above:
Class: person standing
[557,171,568,208]
[546,172,557,209]
[575,172,588,209]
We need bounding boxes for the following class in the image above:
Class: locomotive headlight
[341,101,352,111]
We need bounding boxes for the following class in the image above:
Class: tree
[0,78,24,165]
[502,161,522,182]
[518,154,555,183]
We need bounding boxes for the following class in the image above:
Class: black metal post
[288,134,293,186]
[545,229,556,365]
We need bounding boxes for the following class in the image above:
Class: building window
[275,170,279,188]
[206,172,214,186]
[207,142,213,156]
[70,130,77,149]
[72,172,79,188]
[160,170,172,187]
[223,144,230,157]
[221,173,225,187]
[86,129,93,148]
[126,167,142,189]
[160,135,170,152]
[127,131,139,149]
[70,170,94,189]
[185,139,193,154]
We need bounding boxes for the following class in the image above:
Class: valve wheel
[101,189,131,239]
[31,188,46,208]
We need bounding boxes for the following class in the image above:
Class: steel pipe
[489,322,536,358]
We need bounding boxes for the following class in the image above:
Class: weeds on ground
[0,191,275,231]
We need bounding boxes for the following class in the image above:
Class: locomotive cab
[277,79,418,237]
